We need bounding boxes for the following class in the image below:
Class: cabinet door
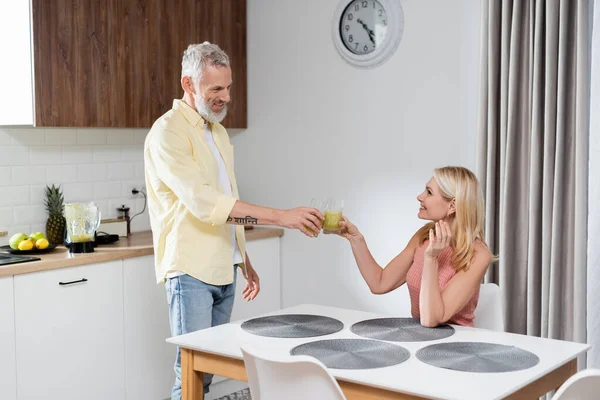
[30,0,246,128]
[123,255,174,400]
[231,237,282,322]
[0,0,33,125]
[0,276,17,400]
[14,261,125,400]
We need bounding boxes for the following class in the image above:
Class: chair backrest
[474,283,505,331]
[241,345,347,400]
[551,369,600,399]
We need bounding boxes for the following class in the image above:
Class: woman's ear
[448,198,456,216]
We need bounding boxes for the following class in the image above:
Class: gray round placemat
[290,338,411,369]
[240,314,344,338]
[350,318,455,342]
[416,342,540,373]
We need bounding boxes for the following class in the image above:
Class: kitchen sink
[0,253,41,266]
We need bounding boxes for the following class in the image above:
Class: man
[144,42,323,399]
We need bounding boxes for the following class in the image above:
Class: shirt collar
[173,99,205,127]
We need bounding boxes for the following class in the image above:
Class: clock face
[339,0,388,55]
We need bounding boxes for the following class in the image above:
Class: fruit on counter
[44,184,66,245]
[18,238,34,251]
[35,238,49,250]
[29,232,46,243]
[9,232,28,250]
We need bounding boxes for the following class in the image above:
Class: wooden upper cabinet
[31,0,247,128]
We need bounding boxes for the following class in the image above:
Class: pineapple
[44,185,66,245]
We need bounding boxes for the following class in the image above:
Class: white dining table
[167,303,590,400]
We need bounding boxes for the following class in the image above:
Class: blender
[64,202,101,253]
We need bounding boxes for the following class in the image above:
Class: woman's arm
[339,217,421,294]
[419,221,491,327]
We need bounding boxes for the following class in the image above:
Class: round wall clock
[332,0,404,69]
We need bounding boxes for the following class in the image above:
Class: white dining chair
[240,345,347,400]
[474,283,505,331]
[551,368,600,399]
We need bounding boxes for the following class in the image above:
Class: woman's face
[416,177,454,221]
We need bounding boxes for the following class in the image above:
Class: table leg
[504,358,578,399]
[182,348,204,400]
[554,358,578,392]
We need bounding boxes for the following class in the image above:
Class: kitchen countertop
[0,227,283,278]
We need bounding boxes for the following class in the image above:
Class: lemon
[18,239,34,251]
[35,238,49,250]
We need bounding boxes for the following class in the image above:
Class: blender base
[69,242,95,253]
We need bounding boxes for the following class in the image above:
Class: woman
[335,166,494,327]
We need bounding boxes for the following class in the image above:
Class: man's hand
[241,263,260,301]
[278,207,324,237]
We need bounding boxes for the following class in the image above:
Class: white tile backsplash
[45,165,78,183]
[10,128,45,145]
[77,128,107,145]
[30,185,46,205]
[107,129,137,145]
[12,205,46,225]
[30,146,63,165]
[77,163,107,182]
[0,166,11,185]
[107,162,135,180]
[0,207,14,226]
[0,128,11,145]
[45,128,77,145]
[12,166,46,185]
[0,146,30,166]
[93,181,123,199]
[0,127,148,242]
[63,146,93,164]
[0,186,29,206]
[93,145,123,162]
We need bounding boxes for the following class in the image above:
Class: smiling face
[416,177,455,222]
[194,64,232,123]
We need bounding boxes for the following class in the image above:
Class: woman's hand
[336,216,364,242]
[424,220,452,259]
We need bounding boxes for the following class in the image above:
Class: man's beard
[195,96,228,124]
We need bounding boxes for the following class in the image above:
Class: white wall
[0,128,150,245]
[232,0,483,316]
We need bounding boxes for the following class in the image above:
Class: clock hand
[356,18,376,45]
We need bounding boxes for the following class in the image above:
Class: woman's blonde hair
[417,166,494,272]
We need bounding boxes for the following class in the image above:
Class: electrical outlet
[127,183,146,199]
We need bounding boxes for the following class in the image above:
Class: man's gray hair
[181,42,230,85]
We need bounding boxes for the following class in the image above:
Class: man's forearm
[226,200,281,226]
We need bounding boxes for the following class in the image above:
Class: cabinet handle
[59,278,88,286]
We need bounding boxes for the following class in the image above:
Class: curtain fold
[477,0,590,350]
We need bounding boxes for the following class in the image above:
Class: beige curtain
[587,0,599,368]
[477,0,590,351]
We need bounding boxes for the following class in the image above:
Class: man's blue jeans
[166,269,237,400]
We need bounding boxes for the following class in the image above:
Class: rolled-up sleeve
[148,127,236,225]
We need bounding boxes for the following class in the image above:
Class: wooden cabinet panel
[31,0,246,128]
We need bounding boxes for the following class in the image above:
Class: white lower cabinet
[232,237,282,322]
[0,276,17,400]
[6,237,280,400]
[14,261,126,400]
[123,255,174,400]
